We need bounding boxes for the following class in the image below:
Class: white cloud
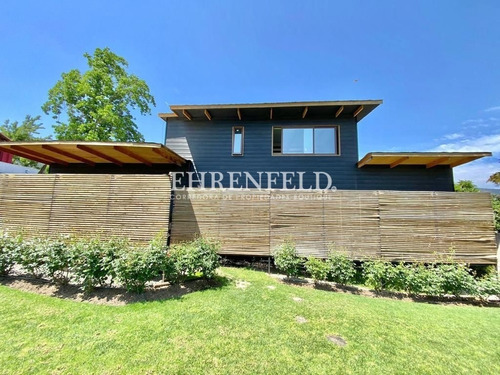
[484,106,500,112]
[431,133,500,153]
[453,160,499,188]
[442,133,464,140]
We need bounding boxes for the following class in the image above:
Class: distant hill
[479,188,500,196]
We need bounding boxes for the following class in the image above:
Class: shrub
[0,232,18,276]
[326,250,356,285]
[191,237,220,279]
[71,238,118,293]
[476,274,500,299]
[362,260,394,291]
[113,246,166,293]
[41,237,72,284]
[433,263,476,297]
[273,239,302,278]
[16,237,47,278]
[305,257,328,281]
[167,237,220,283]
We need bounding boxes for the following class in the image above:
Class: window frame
[271,125,340,156]
[232,126,245,156]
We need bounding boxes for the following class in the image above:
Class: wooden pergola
[0,141,186,167]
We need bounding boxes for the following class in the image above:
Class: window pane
[273,127,282,154]
[233,127,243,155]
[283,128,313,154]
[314,128,336,154]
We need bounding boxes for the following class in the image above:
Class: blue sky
[0,0,499,187]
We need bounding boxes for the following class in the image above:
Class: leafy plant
[272,239,302,278]
[433,263,477,297]
[71,238,117,293]
[191,237,220,279]
[113,246,165,293]
[476,274,500,299]
[362,260,394,291]
[41,237,72,284]
[305,257,329,281]
[0,232,18,276]
[326,249,356,285]
[16,237,47,278]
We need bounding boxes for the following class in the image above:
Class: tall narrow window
[232,126,244,156]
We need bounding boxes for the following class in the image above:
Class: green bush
[16,237,47,278]
[476,274,500,299]
[326,250,356,285]
[305,257,328,281]
[273,239,302,277]
[0,232,18,276]
[191,237,220,279]
[41,237,72,284]
[433,263,476,297]
[71,238,118,293]
[113,246,165,293]
[167,237,220,283]
[362,260,394,291]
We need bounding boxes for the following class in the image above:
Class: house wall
[165,118,454,191]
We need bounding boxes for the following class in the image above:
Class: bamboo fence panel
[170,189,497,264]
[0,174,171,244]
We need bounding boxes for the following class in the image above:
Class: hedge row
[273,240,500,299]
[0,232,220,293]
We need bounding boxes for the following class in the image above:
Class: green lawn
[0,267,499,375]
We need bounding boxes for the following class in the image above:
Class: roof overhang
[358,152,492,169]
[0,132,11,142]
[159,100,382,122]
[0,141,186,167]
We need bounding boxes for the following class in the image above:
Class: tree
[42,47,155,142]
[454,180,479,192]
[0,115,45,168]
[488,172,500,186]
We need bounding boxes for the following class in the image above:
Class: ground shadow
[0,274,230,306]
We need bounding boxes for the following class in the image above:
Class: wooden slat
[170,189,497,263]
[76,145,123,166]
[114,146,153,167]
[9,146,68,165]
[42,144,95,166]
[0,174,171,245]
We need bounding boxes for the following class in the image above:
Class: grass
[0,267,499,375]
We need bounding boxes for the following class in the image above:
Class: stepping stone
[236,280,251,289]
[292,296,303,302]
[266,285,276,290]
[295,316,307,324]
[326,335,347,347]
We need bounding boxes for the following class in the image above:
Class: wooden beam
[204,109,212,121]
[114,146,153,167]
[426,157,449,169]
[389,156,409,168]
[182,110,192,121]
[76,145,123,166]
[152,148,183,166]
[0,146,54,165]
[42,145,95,166]
[353,105,364,118]
[357,155,373,168]
[270,108,273,120]
[449,157,474,168]
[302,106,308,119]
[10,145,69,165]
[237,108,242,121]
[335,106,344,118]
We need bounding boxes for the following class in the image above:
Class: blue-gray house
[160,100,490,191]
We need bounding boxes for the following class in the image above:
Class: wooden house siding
[165,118,454,191]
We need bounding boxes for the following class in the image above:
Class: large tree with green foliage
[0,115,45,167]
[42,47,155,142]
[488,172,500,186]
